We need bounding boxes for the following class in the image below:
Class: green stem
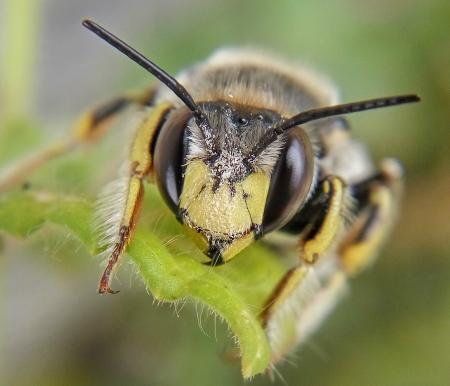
[2,0,42,121]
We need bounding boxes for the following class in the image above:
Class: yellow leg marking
[131,102,172,176]
[0,87,157,192]
[72,111,98,142]
[73,87,156,143]
[98,103,171,294]
[261,176,349,347]
[340,184,394,275]
[124,176,144,225]
[261,264,347,366]
[98,175,144,294]
[303,176,346,264]
[260,266,308,325]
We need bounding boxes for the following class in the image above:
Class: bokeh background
[2,0,449,385]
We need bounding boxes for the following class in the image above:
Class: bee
[0,19,419,365]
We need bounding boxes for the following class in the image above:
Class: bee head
[153,101,315,263]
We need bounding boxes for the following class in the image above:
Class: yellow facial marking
[182,224,209,252]
[241,172,271,225]
[179,159,271,260]
[222,232,255,261]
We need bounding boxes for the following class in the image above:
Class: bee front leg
[96,102,172,294]
[0,87,156,192]
[261,176,350,364]
[97,170,144,294]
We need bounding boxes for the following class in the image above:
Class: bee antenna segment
[82,19,215,149]
[247,94,420,162]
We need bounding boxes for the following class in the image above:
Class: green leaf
[0,190,286,378]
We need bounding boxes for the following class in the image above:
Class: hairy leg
[95,102,172,294]
[339,158,403,274]
[260,160,403,365]
[0,87,156,192]
[260,176,350,364]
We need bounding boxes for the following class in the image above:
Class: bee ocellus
[0,19,420,368]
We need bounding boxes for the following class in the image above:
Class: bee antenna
[247,94,420,162]
[82,19,216,150]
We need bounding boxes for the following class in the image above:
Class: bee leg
[96,102,172,294]
[260,162,403,363]
[261,175,349,319]
[339,158,403,275]
[70,86,157,143]
[301,175,349,264]
[261,265,348,366]
[260,176,350,363]
[0,87,156,192]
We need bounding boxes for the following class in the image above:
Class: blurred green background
[1,0,449,385]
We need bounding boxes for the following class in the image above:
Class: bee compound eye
[153,108,192,214]
[261,128,315,234]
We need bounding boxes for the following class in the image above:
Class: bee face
[154,101,316,262]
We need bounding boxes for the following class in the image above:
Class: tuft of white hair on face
[254,136,286,175]
[186,119,209,162]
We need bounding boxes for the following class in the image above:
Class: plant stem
[1,0,42,122]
